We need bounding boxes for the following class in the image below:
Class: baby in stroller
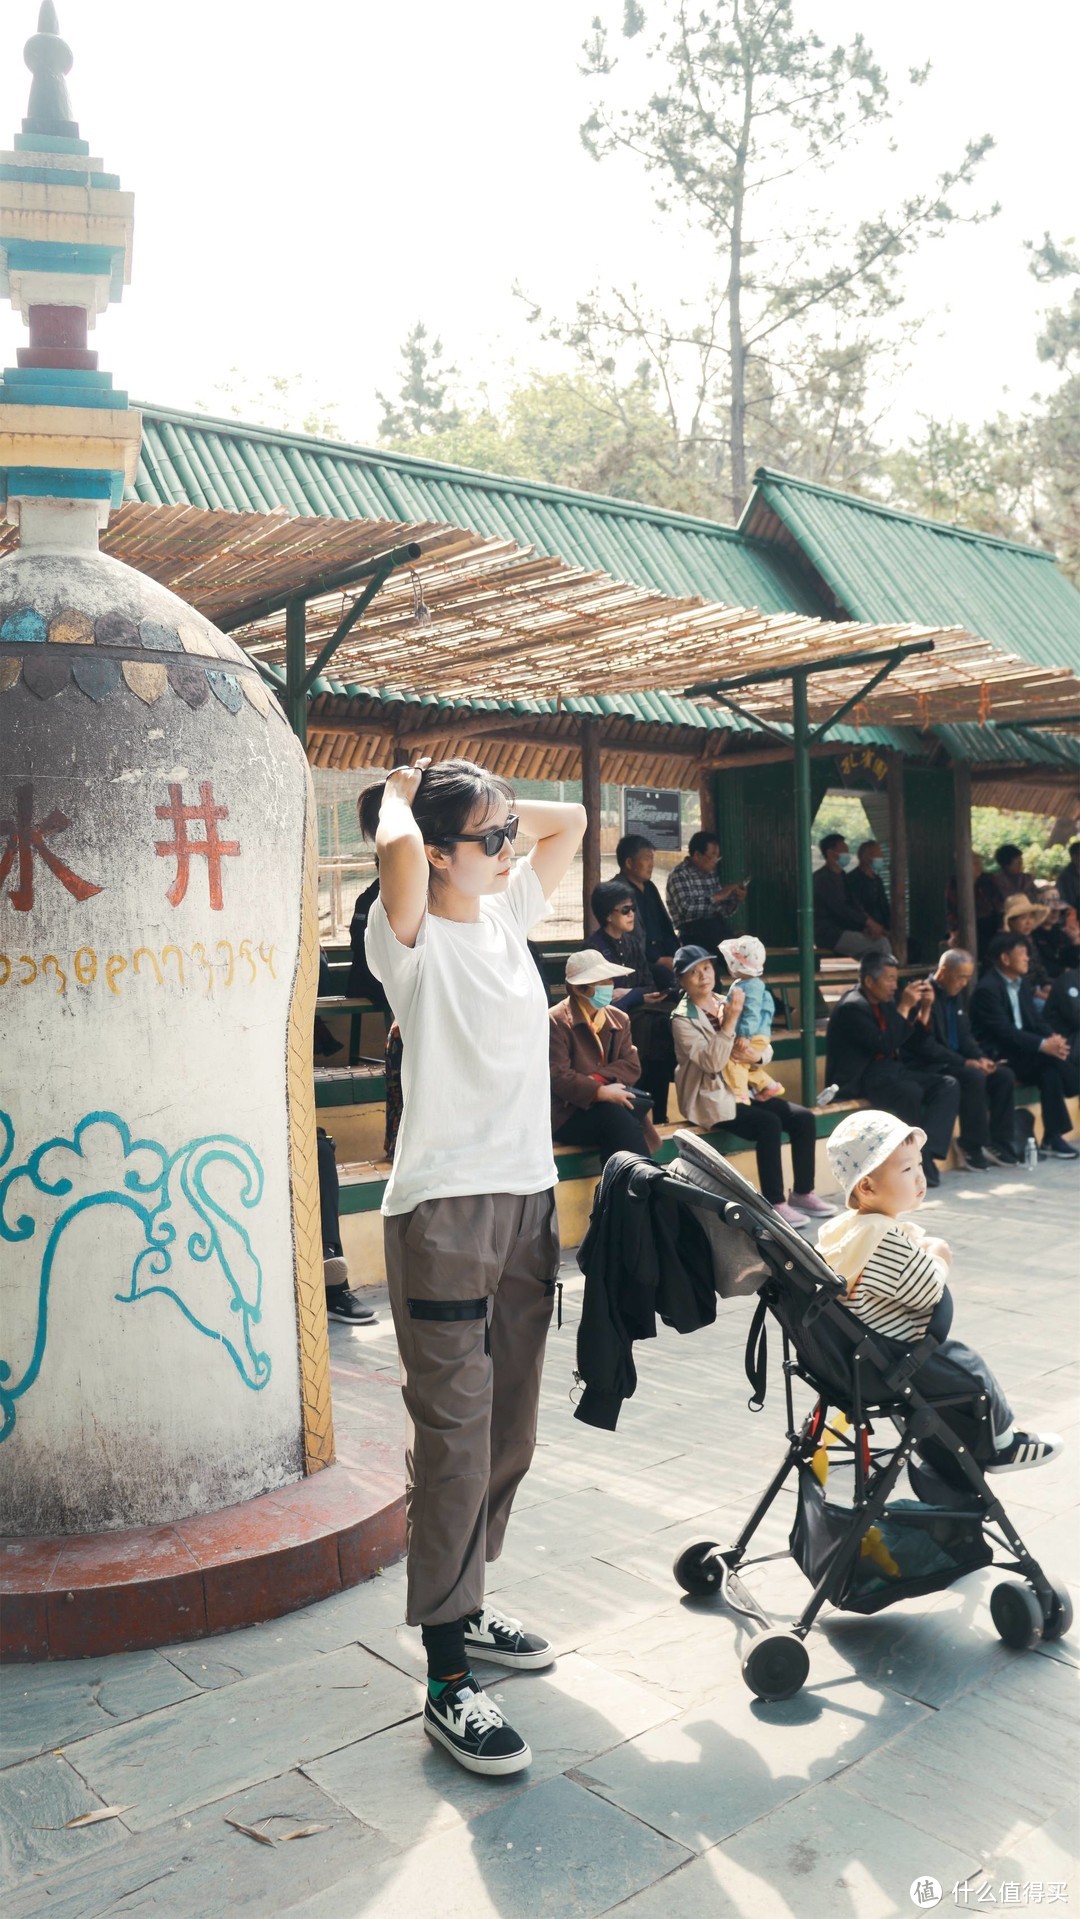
[818,1109,1062,1474]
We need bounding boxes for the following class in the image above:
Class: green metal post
[285,597,307,747]
[792,669,817,1106]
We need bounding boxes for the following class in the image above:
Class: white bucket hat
[826,1109,928,1204]
[565,949,634,988]
[719,935,767,977]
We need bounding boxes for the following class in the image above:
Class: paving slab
[0,1648,201,1766]
[602,1774,984,1919]
[0,1752,123,1895]
[285,1772,691,1919]
[62,1644,422,1831]
[840,1649,1080,1859]
[4,1767,393,1919]
[573,1650,929,1852]
[308,1653,679,1850]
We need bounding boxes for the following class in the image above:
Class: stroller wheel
[673,1541,722,1596]
[1041,1579,1074,1643]
[741,1630,810,1702]
[990,1580,1044,1650]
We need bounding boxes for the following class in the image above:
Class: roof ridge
[133,400,771,545]
[748,466,1060,563]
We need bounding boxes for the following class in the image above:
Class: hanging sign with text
[621,786,683,852]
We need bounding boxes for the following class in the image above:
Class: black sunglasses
[439,815,520,858]
[614,903,636,914]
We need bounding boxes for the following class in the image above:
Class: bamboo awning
[5,500,1076,727]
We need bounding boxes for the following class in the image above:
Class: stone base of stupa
[0,1464,405,1662]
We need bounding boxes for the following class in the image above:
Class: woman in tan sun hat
[1001,893,1051,995]
[549,949,661,1164]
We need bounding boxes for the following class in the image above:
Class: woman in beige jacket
[671,945,837,1227]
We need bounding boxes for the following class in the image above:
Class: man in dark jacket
[347,873,390,1011]
[927,950,1017,1167]
[813,834,892,958]
[1045,966,1079,1068]
[970,933,1079,1158]
[846,840,891,934]
[614,835,678,974]
[825,952,960,1184]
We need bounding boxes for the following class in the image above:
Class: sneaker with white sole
[423,1674,531,1775]
[789,1190,839,1217]
[986,1431,1064,1474]
[463,1604,554,1671]
[773,1199,810,1228]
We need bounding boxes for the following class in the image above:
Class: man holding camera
[825,951,961,1186]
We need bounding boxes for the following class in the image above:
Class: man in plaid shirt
[666,831,748,948]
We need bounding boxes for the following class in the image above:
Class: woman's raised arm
[518,797,587,903]
[375,759,431,948]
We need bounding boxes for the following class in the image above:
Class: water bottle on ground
[1024,1134,1039,1172]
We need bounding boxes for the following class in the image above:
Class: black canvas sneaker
[463,1604,554,1670]
[986,1430,1063,1473]
[423,1675,531,1776]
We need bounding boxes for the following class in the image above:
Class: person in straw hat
[549,949,660,1163]
[1000,892,1051,995]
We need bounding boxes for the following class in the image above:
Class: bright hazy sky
[1,0,1077,455]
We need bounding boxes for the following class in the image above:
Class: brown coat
[548,996,642,1135]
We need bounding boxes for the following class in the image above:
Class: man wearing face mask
[847,840,892,936]
[813,833,892,959]
[549,951,660,1164]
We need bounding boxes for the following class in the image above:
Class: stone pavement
[2,1162,1077,1918]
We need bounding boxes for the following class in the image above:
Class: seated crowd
[550,827,1080,1202]
[319,823,1078,1324]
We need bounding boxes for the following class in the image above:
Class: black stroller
[658,1133,1071,1702]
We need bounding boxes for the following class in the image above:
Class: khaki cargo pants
[384,1189,560,1627]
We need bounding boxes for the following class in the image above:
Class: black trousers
[628,1006,676,1124]
[1023,1055,1080,1140]
[317,1128,341,1258]
[956,1061,1015,1150]
[723,1097,817,1205]
[554,1103,651,1166]
[858,1062,960,1163]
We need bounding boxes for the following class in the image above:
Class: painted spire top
[23,3,79,140]
[0,3,140,540]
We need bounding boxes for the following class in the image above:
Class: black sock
[421,1618,467,1688]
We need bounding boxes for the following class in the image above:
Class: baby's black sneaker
[463,1604,554,1670]
[423,1674,531,1775]
[987,1431,1063,1473]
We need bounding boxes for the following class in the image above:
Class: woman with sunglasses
[584,878,678,1120]
[360,756,585,1780]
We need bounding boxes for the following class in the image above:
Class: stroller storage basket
[790,1466,993,1615]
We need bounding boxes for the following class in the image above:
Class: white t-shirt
[365,858,558,1215]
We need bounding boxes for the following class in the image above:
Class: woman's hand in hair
[384,757,431,811]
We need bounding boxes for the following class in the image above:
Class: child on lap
[817,1110,1062,1474]
[718,935,784,1102]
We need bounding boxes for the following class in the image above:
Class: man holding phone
[666,831,748,949]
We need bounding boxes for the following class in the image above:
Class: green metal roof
[131,410,1076,773]
[131,406,824,619]
[744,468,1080,673]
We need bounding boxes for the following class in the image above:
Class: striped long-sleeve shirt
[845,1224,947,1341]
